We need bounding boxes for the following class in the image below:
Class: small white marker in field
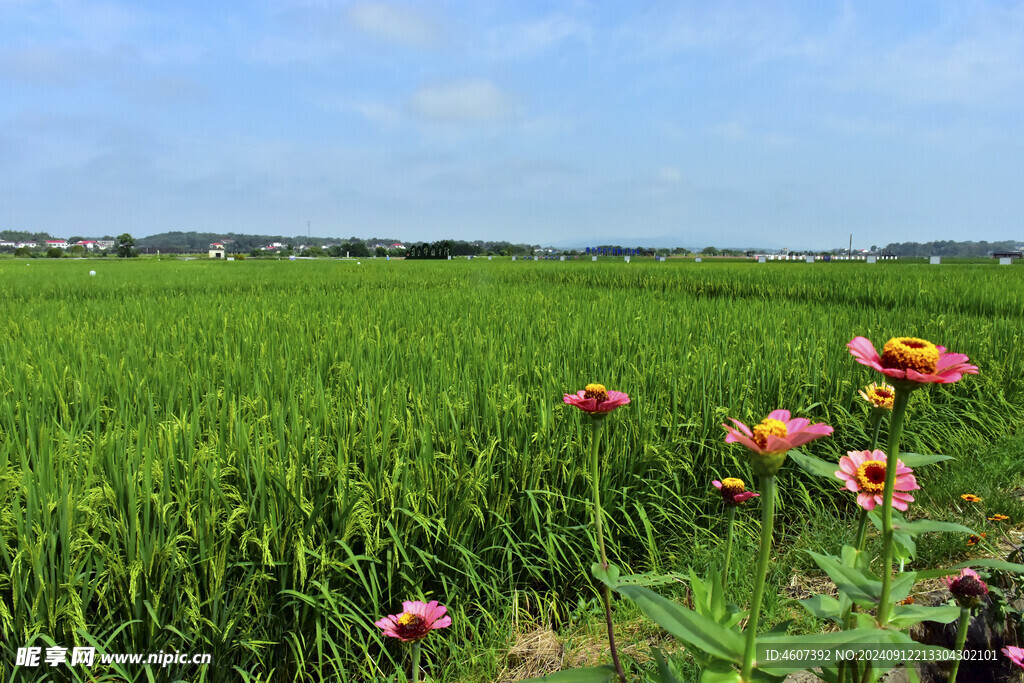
[89,270,96,276]
[357,262,361,265]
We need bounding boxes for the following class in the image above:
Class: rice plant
[0,258,1020,680]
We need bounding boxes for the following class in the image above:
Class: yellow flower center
[863,383,895,409]
[880,337,939,375]
[721,477,746,494]
[752,418,787,449]
[584,383,609,401]
[398,613,416,626]
[854,460,887,494]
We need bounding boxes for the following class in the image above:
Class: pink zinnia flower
[375,600,451,642]
[943,568,988,607]
[563,383,630,415]
[835,450,919,511]
[723,409,833,455]
[847,336,978,385]
[1004,646,1024,669]
[723,410,832,476]
[713,478,760,506]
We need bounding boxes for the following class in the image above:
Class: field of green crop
[0,258,1021,681]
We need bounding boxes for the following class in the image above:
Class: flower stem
[589,417,626,683]
[723,505,737,589]
[853,508,869,553]
[410,641,420,683]
[741,473,776,682]
[876,388,911,626]
[867,410,884,451]
[948,606,971,682]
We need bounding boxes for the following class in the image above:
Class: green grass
[0,257,1021,680]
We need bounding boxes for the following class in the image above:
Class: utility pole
[849,234,852,258]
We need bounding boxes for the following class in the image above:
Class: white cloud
[709,121,793,148]
[622,2,847,63]
[410,79,517,123]
[347,2,439,48]
[0,45,120,84]
[657,166,684,183]
[841,5,1024,106]
[480,12,590,59]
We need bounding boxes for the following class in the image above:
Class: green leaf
[615,571,687,587]
[840,544,867,570]
[689,568,711,615]
[591,563,620,588]
[519,666,617,682]
[797,594,843,621]
[865,510,917,558]
[651,647,685,683]
[765,619,793,635]
[699,660,743,683]
[897,452,953,467]
[893,519,976,536]
[617,584,745,662]
[888,603,960,628]
[890,571,917,603]
[813,667,841,683]
[787,450,839,479]
[807,551,881,606]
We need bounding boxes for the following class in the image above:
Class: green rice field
[0,257,1022,681]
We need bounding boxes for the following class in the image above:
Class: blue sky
[2,1,1023,250]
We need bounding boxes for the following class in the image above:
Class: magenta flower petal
[564,384,630,415]
[724,430,762,452]
[856,493,877,510]
[1003,646,1024,669]
[847,337,884,370]
[784,417,811,433]
[727,418,755,439]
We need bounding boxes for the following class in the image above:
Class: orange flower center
[584,383,609,401]
[880,337,939,375]
[752,418,787,449]
[855,460,887,493]
[721,477,746,494]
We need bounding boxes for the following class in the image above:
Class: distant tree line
[406,239,539,258]
[879,240,1020,257]
[135,231,406,254]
